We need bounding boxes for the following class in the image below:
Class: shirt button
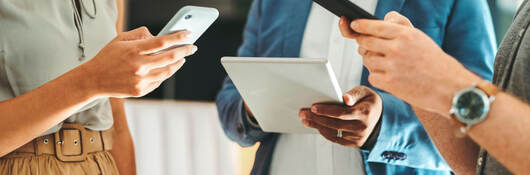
[477,156,483,166]
[381,151,407,160]
[236,124,244,134]
[381,151,398,160]
[397,152,407,160]
[381,151,392,159]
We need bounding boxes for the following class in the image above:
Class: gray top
[0,0,118,135]
[477,0,530,174]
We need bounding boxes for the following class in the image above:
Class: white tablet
[221,57,343,133]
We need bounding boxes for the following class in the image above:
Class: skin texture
[293,13,418,148]
[339,13,480,175]
[0,25,197,157]
[339,11,530,174]
[298,86,382,147]
[411,108,479,175]
[109,98,137,175]
[109,1,137,174]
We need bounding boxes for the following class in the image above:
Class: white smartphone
[157,6,219,46]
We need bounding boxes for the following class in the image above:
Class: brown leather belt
[2,123,114,162]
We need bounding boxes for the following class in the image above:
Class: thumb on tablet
[343,86,375,106]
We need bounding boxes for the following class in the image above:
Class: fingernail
[190,45,198,54]
[351,21,359,29]
[343,94,355,106]
[311,105,318,113]
[182,30,192,38]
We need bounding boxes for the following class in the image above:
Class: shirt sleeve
[362,0,496,171]
[215,0,272,147]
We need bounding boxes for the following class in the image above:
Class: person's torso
[269,1,377,174]
[250,0,453,60]
[481,0,530,174]
[0,0,118,135]
[251,0,461,174]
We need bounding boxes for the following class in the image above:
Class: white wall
[125,100,241,175]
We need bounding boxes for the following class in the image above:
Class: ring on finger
[337,129,343,138]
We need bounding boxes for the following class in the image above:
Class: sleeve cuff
[243,106,261,129]
[364,90,452,171]
[361,116,382,151]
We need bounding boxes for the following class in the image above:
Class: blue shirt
[216,0,496,174]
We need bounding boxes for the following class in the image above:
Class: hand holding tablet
[221,57,343,133]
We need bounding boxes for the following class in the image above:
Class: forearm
[367,91,452,171]
[109,98,137,175]
[431,72,530,173]
[0,66,96,156]
[115,0,126,32]
[467,93,530,174]
[413,108,479,175]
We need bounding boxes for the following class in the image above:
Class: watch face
[454,89,489,124]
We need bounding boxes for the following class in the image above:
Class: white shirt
[269,1,379,175]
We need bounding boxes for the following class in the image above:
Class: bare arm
[108,2,137,174]
[412,108,479,175]
[417,81,530,174]
[0,67,96,157]
[116,0,126,32]
[465,93,530,174]
[343,12,530,174]
[109,98,137,175]
[0,26,196,157]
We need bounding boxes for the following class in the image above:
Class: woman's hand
[0,27,197,157]
[80,27,197,98]
[338,12,482,115]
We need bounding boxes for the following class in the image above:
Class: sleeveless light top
[0,0,118,135]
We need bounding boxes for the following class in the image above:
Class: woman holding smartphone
[0,0,197,174]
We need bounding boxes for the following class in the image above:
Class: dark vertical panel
[488,0,519,44]
[127,0,251,101]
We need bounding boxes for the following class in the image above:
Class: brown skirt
[0,151,119,175]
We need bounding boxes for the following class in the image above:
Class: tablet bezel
[221,57,344,133]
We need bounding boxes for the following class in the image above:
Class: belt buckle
[54,123,88,162]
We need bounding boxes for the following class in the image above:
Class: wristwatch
[449,81,500,137]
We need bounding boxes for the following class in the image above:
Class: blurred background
[121,0,524,175]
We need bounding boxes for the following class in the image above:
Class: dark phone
[312,0,377,20]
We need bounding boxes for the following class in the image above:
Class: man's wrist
[436,58,483,115]
[361,117,381,150]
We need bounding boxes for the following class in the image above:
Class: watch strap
[476,81,500,97]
